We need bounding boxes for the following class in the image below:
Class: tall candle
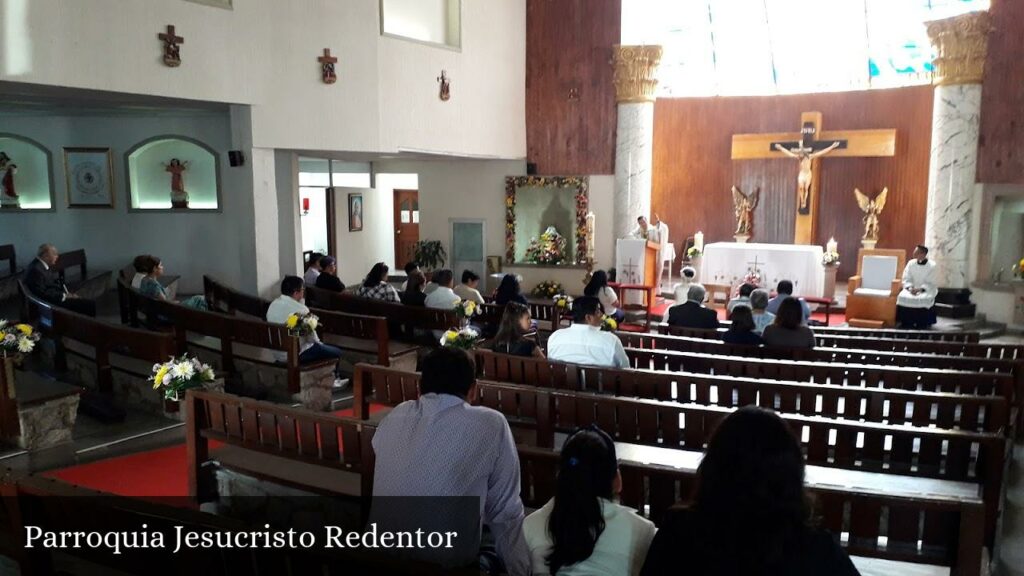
[826,237,838,254]
[694,231,704,252]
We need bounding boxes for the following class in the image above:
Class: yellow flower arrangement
[151,365,170,390]
[286,314,299,329]
[16,324,32,336]
[601,316,618,332]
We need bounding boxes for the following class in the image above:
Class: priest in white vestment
[632,216,654,240]
[896,245,938,328]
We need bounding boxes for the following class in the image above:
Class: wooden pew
[52,248,111,300]
[350,364,994,569]
[305,284,457,343]
[659,322,982,343]
[204,275,270,319]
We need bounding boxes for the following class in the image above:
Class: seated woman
[137,256,208,310]
[749,289,775,335]
[493,274,528,306]
[722,306,762,346]
[400,270,427,307]
[585,270,625,323]
[761,297,815,350]
[524,426,656,576]
[355,262,400,303]
[640,407,859,576]
[490,302,544,358]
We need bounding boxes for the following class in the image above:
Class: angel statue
[731,186,760,236]
[773,140,841,213]
[854,187,888,241]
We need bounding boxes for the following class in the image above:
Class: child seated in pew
[523,425,657,576]
[136,255,208,310]
[491,302,545,359]
[640,406,860,576]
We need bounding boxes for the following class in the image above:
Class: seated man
[399,260,420,291]
[424,269,458,309]
[667,284,720,330]
[313,255,345,293]
[303,252,324,287]
[24,243,96,317]
[266,276,343,371]
[371,348,530,575]
[765,280,810,324]
[896,244,938,329]
[727,283,756,314]
[547,296,629,368]
[453,269,485,305]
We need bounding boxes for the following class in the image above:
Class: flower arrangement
[150,354,216,401]
[524,226,568,265]
[285,312,319,337]
[741,269,762,288]
[552,294,573,311]
[0,320,39,358]
[686,246,702,259]
[532,280,564,299]
[822,251,841,267]
[600,316,618,332]
[1016,258,1024,278]
[454,299,481,320]
[440,327,481,350]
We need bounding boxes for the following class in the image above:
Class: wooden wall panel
[652,86,934,279]
[978,0,1024,184]
[526,0,620,175]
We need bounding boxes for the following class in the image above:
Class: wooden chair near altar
[845,248,906,328]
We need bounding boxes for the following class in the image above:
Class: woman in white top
[523,426,656,575]
[585,270,624,323]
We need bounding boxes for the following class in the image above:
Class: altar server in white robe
[651,214,675,285]
[896,245,938,328]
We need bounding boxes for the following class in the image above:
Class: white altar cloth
[699,242,825,298]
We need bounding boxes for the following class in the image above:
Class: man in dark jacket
[24,244,96,316]
[313,256,346,293]
[667,283,719,330]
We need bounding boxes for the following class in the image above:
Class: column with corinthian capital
[923,11,990,315]
[612,45,662,242]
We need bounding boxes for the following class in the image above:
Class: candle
[826,237,837,254]
[302,198,310,213]
[694,231,704,252]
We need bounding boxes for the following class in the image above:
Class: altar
[700,242,825,297]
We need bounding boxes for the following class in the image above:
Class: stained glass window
[621,0,990,97]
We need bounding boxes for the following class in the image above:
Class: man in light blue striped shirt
[371,348,529,575]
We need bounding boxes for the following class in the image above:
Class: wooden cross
[318,48,338,85]
[731,112,896,245]
[158,25,184,67]
[746,255,764,275]
[622,258,640,284]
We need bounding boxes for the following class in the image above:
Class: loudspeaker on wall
[228,150,245,167]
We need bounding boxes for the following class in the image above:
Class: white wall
[0,111,254,294]
[1,0,526,159]
[332,186,394,287]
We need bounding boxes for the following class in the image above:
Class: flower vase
[823,265,838,302]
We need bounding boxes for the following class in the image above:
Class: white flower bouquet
[150,354,216,401]
[0,320,40,358]
[454,299,481,320]
[821,251,841,267]
[286,312,319,337]
[439,327,481,350]
[552,294,573,311]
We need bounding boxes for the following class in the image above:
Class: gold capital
[612,45,663,103]
[926,11,991,86]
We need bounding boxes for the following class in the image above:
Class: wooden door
[393,189,419,269]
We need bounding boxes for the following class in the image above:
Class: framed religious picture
[348,193,363,232]
[64,147,114,208]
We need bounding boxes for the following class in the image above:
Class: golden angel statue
[854,187,888,241]
[731,186,760,236]
[773,141,841,212]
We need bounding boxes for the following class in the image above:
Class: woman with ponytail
[523,426,656,575]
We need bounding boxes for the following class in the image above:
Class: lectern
[613,239,661,329]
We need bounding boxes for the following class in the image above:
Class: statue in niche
[731,186,760,237]
[854,187,888,242]
[163,158,190,208]
[0,152,19,208]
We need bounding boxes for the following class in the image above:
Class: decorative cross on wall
[622,258,640,284]
[318,48,338,85]
[158,25,184,67]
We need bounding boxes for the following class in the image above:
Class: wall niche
[126,136,221,211]
[0,134,55,210]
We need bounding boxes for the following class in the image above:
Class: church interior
[1,0,1023,574]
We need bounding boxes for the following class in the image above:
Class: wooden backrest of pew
[0,244,15,277]
[204,275,271,318]
[474,352,1009,434]
[659,322,982,343]
[619,332,1023,380]
[309,306,391,366]
[516,445,986,575]
[18,279,55,331]
[186,390,375,501]
[625,347,1017,403]
[51,248,93,284]
[51,306,176,393]
[305,284,457,333]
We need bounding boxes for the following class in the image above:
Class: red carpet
[42,403,390,498]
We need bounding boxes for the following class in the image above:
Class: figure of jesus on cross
[772,136,841,214]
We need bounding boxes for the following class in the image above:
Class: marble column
[923,12,991,301]
[612,45,662,241]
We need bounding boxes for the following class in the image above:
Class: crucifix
[318,48,338,85]
[158,25,184,67]
[622,258,640,284]
[731,112,896,245]
[746,255,764,275]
